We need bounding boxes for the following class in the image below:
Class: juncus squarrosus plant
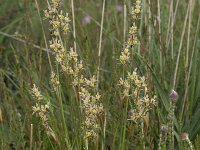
[118,0,157,149]
[44,0,104,148]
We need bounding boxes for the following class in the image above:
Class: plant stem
[121,98,129,150]
[172,4,189,89]
[71,0,77,52]
[141,120,145,150]
[97,0,105,89]
[123,0,127,47]
[102,111,107,150]
[30,124,33,150]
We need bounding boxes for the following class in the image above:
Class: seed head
[181,132,189,141]
[129,109,135,116]
[169,89,178,103]
[160,125,168,134]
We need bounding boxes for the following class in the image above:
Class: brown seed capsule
[160,125,168,134]
[169,89,178,103]
[129,109,135,116]
[181,132,189,141]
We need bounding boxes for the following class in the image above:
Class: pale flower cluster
[79,77,103,139]
[131,0,142,20]
[49,41,84,86]
[45,0,83,87]
[127,0,141,46]
[119,48,130,65]
[32,84,50,129]
[44,0,70,36]
[31,84,59,143]
[50,71,60,91]
[119,0,142,65]
[45,1,103,140]
[119,70,157,122]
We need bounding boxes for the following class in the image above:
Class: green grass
[0,0,200,149]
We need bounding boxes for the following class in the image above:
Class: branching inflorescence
[32,84,50,129]
[119,0,157,123]
[119,70,157,122]
[79,77,104,139]
[119,0,142,65]
[44,0,103,141]
[31,84,59,139]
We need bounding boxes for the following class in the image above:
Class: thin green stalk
[172,4,189,89]
[157,0,162,74]
[56,65,71,149]
[166,0,173,53]
[180,12,200,121]
[102,111,107,150]
[30,124,33,150]
[35,0,53,71]
[186,0,192,70]
[171,0,174,60]
[71,0,77,52]
[59,89,71,149]
[84,131,89,150]
[121,98,129,150]
[0,31,51,52]
[166,0,179,53]
[158,132,162,150]
[141,120,145,150]
[186,138,194,150]
[97,0,105,89]
[171,105,175,150]
[123,0,127,46]
[168,101,175,150]
[148,0,151,60]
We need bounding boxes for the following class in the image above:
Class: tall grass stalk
[141,121,145,149]
[157,0,162,74]
[123,1,127,46]
[172,3,189,89]
[170,0,174,61]
[30,124,33,150]
[71,0,77,52]
[181,12,200,121]
[35,0,53,70]
[148,0,152,60]
[97,0,105,89]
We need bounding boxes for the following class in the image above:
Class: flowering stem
[30,124,33,150]
[168,101,175,150]
[172,105,175,150]
[71,0,77,52]
[84,134,89,150]
[123,0,127,46]
[158,132,162,150]
[58,83,71,148]
[35,0,53,71]
[186,138,194,150]
[121,98,129,150]
[141,120,145,150]
[102,111,107,150]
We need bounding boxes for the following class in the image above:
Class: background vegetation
[0,0,200,149]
